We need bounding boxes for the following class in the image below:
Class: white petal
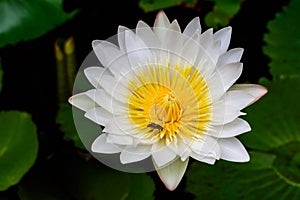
[213,26,232,54]
[199,28,213,50]
[84,67,105,88]
[217,48,244,67]
[207,40,221,64]
[194,29,217,78]
[217,62,243,91]
[162,20,183,54]
[219,137,250,162]
[107,53,132,80]
[190,153,216,165]
[120,145,151,164]
[208,118,251,138]
[183,17,201,37]
[169,19,181,32]
[211,102,245,125]
[152,144,177,168]
[92,40,121,67]
[229,84,268,107]
[103,116,138,136]
[205,70,227,102]
[153,11,171,41]
[225,90,255,110]
[136,20,160,48]
[180,33,200,65]
[104,119,128,135]
[168,139,191,161]
[84,107,112,126]
[190,136,221,159]
[91,134,121,153]
[106,134,133,145]
[125,30,153,68]
[154,157,189,191]
[85,89,127,114]
[69,93,96,112]
[98,74,129,102]
[118,25,129,52]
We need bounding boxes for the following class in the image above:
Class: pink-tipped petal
[153,10,171,42]
[154,10,170,29]
[229,84,268,106]
[68,93,96,112]
[154,157,189,191]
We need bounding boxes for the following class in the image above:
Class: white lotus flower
[69,11,267,191]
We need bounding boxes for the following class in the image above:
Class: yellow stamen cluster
[128,64,212,144]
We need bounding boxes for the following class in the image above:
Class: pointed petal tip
[248,84,268,105]
[221,26,232,33]
[258,84,268,96]
[157,10,167,18]
[118,25,128,32]
[68,96,73,104]
[164,181,178,191]
[230,84,268,106]
[154,157,189,191]
[219,137,250,163]
[137,20,147,27]
[154,10,170,28]
[91,40,100,48]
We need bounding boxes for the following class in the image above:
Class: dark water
[0,0,290,199]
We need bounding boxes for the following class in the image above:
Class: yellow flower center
[128,65,212,144]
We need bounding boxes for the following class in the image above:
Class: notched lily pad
[263,0,300,77]
[186,151,300,199]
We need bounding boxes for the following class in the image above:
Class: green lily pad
[0,111,38,191]
[0,0,77,47]
[240,77,300,151]
[19,155,154,200]
[139,0,197,12]
[186,151,300,199]
[263,0,300,78]
[205,0,242,28]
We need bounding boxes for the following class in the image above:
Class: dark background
[0,0,290,199]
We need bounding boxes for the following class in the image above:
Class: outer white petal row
[69,10,267,191]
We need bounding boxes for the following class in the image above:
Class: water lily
[69,11,267,191]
